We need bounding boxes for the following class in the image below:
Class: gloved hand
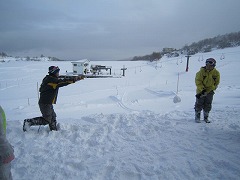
[78,75,85,80]
[74,75,84,81]
[196,90,207,99]
[202,90,208,96]
[195,93,201,99]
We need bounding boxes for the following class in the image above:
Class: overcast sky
[0,0,240,60]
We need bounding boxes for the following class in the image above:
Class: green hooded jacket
[195,66,220,94]
[0,105,14,165]
[0,106,6,135]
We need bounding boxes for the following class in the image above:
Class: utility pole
[121,65,127,76]
[185,55,191,72]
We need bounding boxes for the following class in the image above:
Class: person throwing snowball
[23,66,84,131]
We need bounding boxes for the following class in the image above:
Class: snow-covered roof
[71,59,90,64]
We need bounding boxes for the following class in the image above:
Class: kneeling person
[23,66,84,131]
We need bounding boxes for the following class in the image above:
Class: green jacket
[0,106,6,135]
[195,66,220,94]
[0,105,14,165]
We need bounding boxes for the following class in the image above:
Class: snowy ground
[1,47,240,180]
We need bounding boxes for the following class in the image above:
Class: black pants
[194,91,214,113]
[25,103,57,131]
[39,103,57,130]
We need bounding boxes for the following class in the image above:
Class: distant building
[71,59,112,76]
[71,59,90,75]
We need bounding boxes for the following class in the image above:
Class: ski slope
[1,47,240,180]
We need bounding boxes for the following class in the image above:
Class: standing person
[194,58,220,123]
[0,105,15,180]
[23,66,84,131]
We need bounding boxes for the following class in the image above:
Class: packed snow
[1,47,240,180]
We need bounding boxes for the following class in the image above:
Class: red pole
[185,55,191,72]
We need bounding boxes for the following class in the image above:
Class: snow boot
[23,119,31,132]
[195,111,201,123]
[56,123,61,131]
[49,121,58,131]
[23,117,48,132]
[204,111,210,123]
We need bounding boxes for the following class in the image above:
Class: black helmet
[48,66,60,74]
[206,58,216,67]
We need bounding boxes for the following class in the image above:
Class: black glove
[201,89,206,94]
[77,75,85,80]
[195,90,206,99]
[195,93,201,99]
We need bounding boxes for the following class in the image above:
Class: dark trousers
[194,91,214,113]
[39,103,57,130]
[25,103,57,131]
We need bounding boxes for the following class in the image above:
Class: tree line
[132,31,240,61]
[0,52,62,61]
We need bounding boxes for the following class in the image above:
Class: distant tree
[132,31,240,59]
[203,45,212,52]
[151,52,161,60]
[179,31,240,55]
[132,52,161,61]
[0,52,8,57]
[162,48,176,55]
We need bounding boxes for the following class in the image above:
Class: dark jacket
[39,75,75,104]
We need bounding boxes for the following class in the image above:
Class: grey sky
[0,0,240,60]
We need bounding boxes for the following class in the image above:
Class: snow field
[1,46,240,179]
